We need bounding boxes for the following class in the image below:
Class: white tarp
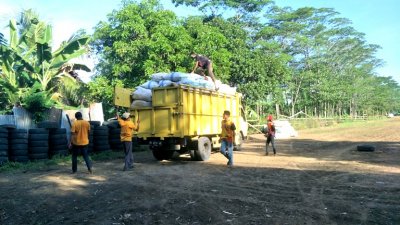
[274,120,298,139]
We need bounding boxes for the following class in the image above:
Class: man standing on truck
[191,53,217,88]
[70,112,92,174]
[264,115,277,156]
[116,110,140,171]
[220,110,236,166]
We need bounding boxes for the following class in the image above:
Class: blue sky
[0,0,399,83]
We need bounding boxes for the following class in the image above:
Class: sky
[0,0,399,83]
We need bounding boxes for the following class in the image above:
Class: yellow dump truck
[114,85,248,161]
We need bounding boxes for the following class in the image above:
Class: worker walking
[264,115,277,156]
[70,112,92,174]
[220,110,236,166]
[117,110,140,171]
[191,53,217,87]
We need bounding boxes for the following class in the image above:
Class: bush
[22,86,55,122]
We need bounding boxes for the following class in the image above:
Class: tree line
[1,0,399,120]
[91,0,400,117]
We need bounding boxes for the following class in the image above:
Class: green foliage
[89,0,400,118]
[0,9,91,114]
[86,76,124,118]
[21,83,56,122]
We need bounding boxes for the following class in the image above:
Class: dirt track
[1,118,399,225]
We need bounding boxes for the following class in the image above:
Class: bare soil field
[1,118,399,225]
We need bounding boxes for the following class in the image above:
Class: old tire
[0,138,8,145]
[29,134,49,141]
[105,120,120,129]
[29,153,48,160]
[50,128,67,135]
[29,128,49,134]
[37,121,59,129]
[10,155,29,162]
[50,138,67,146]
[0,132,7,138]
[357,145,375,152]
[89,121,101,127]
[94,130,109,136]
[29,147,49,154]
[0,156,8,164]
[195,137,211,161]
[0,124,16,129]
[9,132,28,139]
[94,145,111,152]
[29,141,49,147]
[10,139,28,144]
[0,144,8,151]
[11,149,28,156]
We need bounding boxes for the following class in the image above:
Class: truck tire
[152,149,165,161]
[357,145,375,152]
[195,137,211,161]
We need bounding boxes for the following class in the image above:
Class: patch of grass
[0,156,68,173]
[0,151,124,173]
[91,150,124,161]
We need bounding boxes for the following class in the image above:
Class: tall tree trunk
[275,103,280,119]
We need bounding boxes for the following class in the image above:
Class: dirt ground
[1,118,399,225]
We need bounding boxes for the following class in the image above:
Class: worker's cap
[122,112,130,119]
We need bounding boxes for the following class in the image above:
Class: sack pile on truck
[130,72,237,109]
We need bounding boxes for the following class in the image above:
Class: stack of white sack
[131,86,152,109]
[215,80,237,95]
[131,72,238,108]
[152,72,215,90]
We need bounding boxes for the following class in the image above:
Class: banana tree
[0,10,90,110]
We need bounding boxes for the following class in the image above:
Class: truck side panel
[117,86,243,139]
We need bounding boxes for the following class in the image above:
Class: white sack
[130,100,152,109]
[132,86,152,101]
[140,80,159,89]
[151,72,170,81]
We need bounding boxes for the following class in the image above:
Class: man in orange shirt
[117,111,140,171]
[70,112,92,174]
[220,110,236,167]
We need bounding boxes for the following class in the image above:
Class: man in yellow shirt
[117,111,140,171]
[70,112,92,174]
[220,110,236,167]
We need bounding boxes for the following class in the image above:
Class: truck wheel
[195,137,211,161]
[152,149,164,161]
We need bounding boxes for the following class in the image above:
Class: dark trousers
[72,145,91,172]
[122,141,133,169]
[266,135,276,154]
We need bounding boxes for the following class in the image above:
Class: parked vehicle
[114,85,248,161]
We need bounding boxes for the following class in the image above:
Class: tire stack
[0,127,9,165]
[9,129,29,163]
[93,125,111,153]
[106,120,123,151]
[49,128,69,157]
[28,128,49,161]
[89,121,101,153]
